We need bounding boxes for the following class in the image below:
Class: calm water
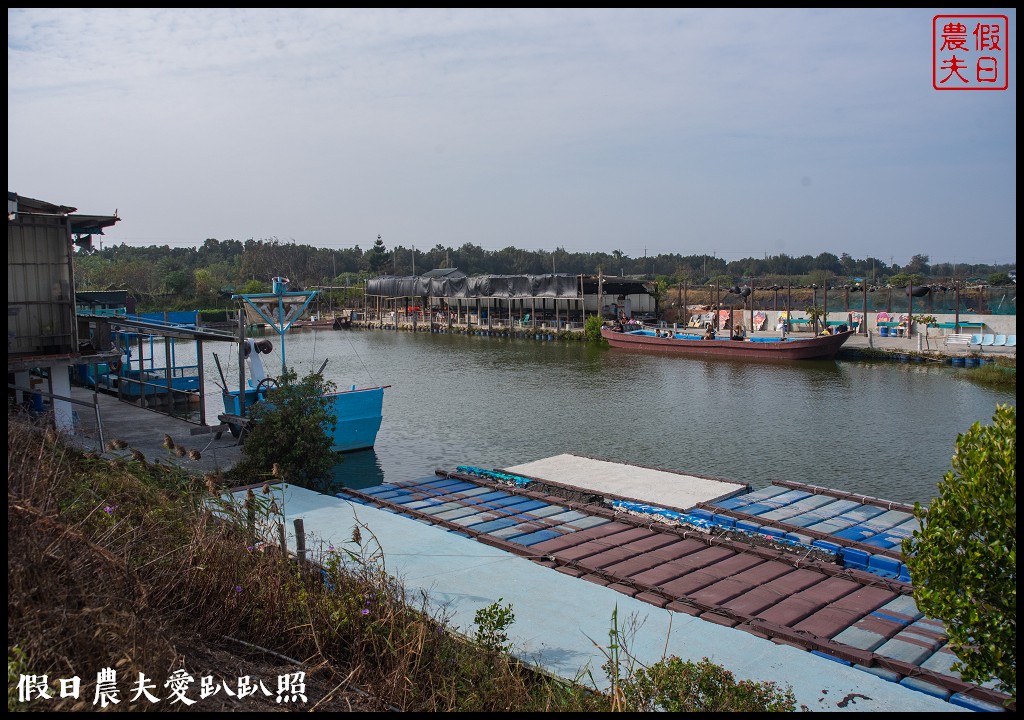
[174,328,1013,506]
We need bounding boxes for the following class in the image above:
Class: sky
[7,8,1017,267]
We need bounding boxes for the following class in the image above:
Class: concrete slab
[504,453,748,511]
[67,384,245,477]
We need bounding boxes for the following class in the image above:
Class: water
[173,327,1013,506]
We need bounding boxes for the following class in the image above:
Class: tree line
[74,237,1015,311]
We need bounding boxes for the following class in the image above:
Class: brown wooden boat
[601,325,854,361]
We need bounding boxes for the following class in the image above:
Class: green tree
[887,272,926,288]
[803,305,825,334]
[903,405,1016,701]
[585,314,606,342]
[194,268,219,305]
[905,253,931,275]
[242,279,270,295]
[230,369,340,484]
[367,234,389,275]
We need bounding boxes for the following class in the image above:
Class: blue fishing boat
[221,278,386,453]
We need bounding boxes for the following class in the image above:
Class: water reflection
[323,449,386,493]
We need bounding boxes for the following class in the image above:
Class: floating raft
[504,453,749,510]
[335,456,1010,711]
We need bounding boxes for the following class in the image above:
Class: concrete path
[832,331,1016,357]
[67,384,245,477]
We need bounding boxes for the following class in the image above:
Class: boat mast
[232,277,320,380]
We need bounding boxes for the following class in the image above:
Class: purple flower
[328,544,335,552]
[103,506,114,514]
[361,608,370,616]
[234,585,243,593]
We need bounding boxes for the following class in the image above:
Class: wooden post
[683,280,688,326]
[278,521,288,558]
[748,290,753,334]
[908,281,914,335]
[823,285,828,333]
[862,281,868,335]
[294,518,306,563]
[238,307,246,417]
[954,284,960,333]
[196,338,206,425]
[164,334,173,409]
[246,488,256,542]
[715,281,720,329]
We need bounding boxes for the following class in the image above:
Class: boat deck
[300,457,1011,712]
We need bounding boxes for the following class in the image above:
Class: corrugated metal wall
[8,214,75,356]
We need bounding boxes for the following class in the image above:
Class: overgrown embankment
[6,410,603,711]
[8,408,796,712]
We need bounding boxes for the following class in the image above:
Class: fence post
[294,518,306,563]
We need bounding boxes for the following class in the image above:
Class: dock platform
[237,456,1011,712]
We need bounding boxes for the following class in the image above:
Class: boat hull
[223,385,385,453]
[601,326,853,361]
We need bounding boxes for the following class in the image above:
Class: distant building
[365,271,656,321]
[75,290,135,316]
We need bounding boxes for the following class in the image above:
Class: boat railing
[114,375,201,419]
[124,364,200,380]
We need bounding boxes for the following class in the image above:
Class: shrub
[585,315,606,342]
[903,404,1016,701]
[622,656,796,712]
[229,369,340,484]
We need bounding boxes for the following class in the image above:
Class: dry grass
[7,407,606,712]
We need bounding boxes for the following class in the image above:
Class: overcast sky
[8,8,1017,266]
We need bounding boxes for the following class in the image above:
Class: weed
[473,598,515,654]
[585,605,796,712]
